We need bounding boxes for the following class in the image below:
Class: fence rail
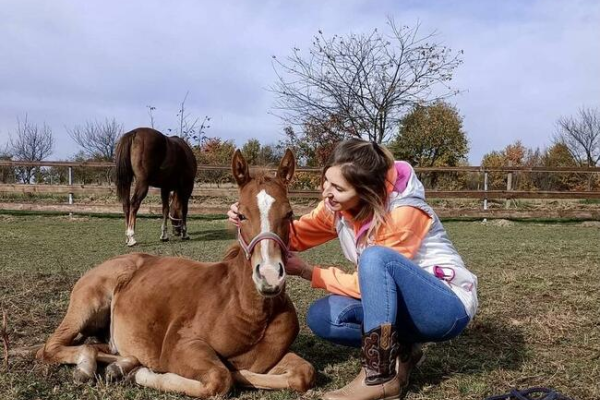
[1,160,599,219]
[1,184,600,200]
[2,160,600,173]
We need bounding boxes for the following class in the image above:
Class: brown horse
[115,127,197,246]
[34,149,315,397]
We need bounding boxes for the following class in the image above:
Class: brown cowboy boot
[323,324,421,400]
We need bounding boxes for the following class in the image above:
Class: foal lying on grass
[17,149,315,398]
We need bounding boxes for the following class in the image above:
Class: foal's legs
[133,340,233,397]
[96,352,141,382]
[233,352,315,392]
[126,179,149,247]
[37,288,112,383]
[159,188,170,242]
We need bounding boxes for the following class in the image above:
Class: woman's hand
[286,252,313,281]
[230,203,312,281]
[227,202,240,226]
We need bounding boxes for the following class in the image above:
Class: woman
[228,139,478,400]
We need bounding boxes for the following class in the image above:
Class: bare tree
[68,118,124,161]
[271,18,463,143]
[9,116,54,183]
[554,107,600,168]
[167,92,210,147]
[147,105,156,129]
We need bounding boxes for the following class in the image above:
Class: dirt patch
[580,221,600,228]
[481,218,515,227]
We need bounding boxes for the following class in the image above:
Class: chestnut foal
[35,149,315,397]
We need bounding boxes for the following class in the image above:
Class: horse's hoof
[73,368,94,384]
[160,237,169,242]
[126,238,137,247]
[181,236,190,241]
[105,363,125,383]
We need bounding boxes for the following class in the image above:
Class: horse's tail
[115,131,135,201]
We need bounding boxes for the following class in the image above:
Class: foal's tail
[115,131,135,201]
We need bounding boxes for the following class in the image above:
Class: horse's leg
[38,286,112,383]
[179,190,191,240]
[121,184,131,245]
[126,180,149,247]
[96,352,141,382]
[133,340,233,397]
[229,304,315,392]
[159,188,170,242]
[233,352,315,392]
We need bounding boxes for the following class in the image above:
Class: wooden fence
[1,160,599,219]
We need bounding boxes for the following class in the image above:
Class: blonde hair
[323,139,395,241]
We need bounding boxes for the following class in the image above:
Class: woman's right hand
[286,253,314,281]
[227,202,240,226]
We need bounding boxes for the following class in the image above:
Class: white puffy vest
[334,165,479,319]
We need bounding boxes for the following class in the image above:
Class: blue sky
[1,0,598,163]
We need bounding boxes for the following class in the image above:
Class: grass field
[1,214,599,400]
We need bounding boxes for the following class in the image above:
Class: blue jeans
[306,246,470,347]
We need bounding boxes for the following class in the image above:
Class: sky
[1,0,599,164]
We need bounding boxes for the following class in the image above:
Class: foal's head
[232,149,296,297]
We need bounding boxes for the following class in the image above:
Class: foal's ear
[277,149,296,185]
[232,149,250,187]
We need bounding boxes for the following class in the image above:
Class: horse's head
[232,149,296,297]
[169,193,183,236]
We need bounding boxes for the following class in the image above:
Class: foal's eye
[237,213,247,221]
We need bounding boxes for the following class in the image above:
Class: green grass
[1,215,599,399]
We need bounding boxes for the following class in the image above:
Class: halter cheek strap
[238,227,290,261]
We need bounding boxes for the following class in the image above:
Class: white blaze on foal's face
[257,189,275,262]
[251,188,286,296]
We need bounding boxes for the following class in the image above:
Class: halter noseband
[237,226,290,261]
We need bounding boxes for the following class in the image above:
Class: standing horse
[115,127,197,246]
[33,149,315,397]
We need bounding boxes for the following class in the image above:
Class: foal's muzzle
[238,228,289,297]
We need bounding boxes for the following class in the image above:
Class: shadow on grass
[185,229,235,241]
[287,316,527,392]
[410,316,527,392]
[291,332,359,388]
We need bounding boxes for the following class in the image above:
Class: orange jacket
[289,164,432,298]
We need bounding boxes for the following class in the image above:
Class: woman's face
[322,165,360,213]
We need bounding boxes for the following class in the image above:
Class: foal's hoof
[73,368,94,385]
[106,363,125,383]
[160,237,169,242]
[181,236,190,241]
[126,238,137,247]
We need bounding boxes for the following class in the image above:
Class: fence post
[68,166,73,218]
[506,170,513,209]
[483,171,488,222]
